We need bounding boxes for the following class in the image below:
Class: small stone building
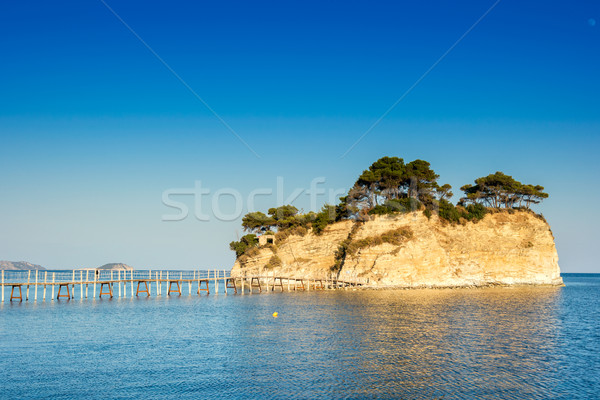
[258,234,275,246]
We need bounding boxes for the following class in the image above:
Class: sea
[0,273,598,399]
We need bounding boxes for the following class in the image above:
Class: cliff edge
[231,211,562,288]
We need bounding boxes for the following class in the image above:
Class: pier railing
[0,269,365,303]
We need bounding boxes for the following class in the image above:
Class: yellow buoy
[272,312,278,318]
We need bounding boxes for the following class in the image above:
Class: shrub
[380,227,413,245]
[438,199,462,223]
[312,205,337,235]
[465,203,487,221]
[229,234,258,257]
[368,198,422,215]
[265,255,282,269]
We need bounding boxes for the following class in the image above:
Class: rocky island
[0,261,46,271]
[230,157,562,288]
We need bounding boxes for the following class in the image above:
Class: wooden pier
[0,269,364,303]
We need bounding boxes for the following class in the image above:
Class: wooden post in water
[130,270,134,298]
[241,274,245,294]
[287,277,290,292]
[160,271,163,295]
[35,270,38,301]
[118,270,121,298]
[51,273,55,300]
[71,270,75,299]
[85,270,89,298]
[26,270,31,301]
[215,270,219,295]
[43,271,47,301]
[93,270,97,298]
[156,271,159,296]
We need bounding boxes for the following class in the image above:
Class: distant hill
[97,263,134,271]
[0,261,46,270]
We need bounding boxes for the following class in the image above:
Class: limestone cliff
[231,211,562,288]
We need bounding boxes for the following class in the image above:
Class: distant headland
[230,156,562,288]
[0,261,46,271]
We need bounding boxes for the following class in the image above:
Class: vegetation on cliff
[230,156,549,258]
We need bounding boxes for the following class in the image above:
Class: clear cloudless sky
[0,0,599,271]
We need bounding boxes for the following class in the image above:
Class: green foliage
[347,156,443,213]
[460,172,548,210]
[312,204,337,235]
[241,211,276,233]
[435,183,453,201]
[405,159,439,199]
[345,227,413,256]
[229,234,258,258]
[268,205,298,221]
[423,209,432,219]
[265,255,282,269]
[437,199,487,223]
[438,199,462,223]
[368,198,421,215]
[465,203,487,221]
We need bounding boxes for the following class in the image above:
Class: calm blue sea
[0,274,598,399]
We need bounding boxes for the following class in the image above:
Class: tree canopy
[460,172,548,209]
[347,157,446,211]
[230,157,550,258]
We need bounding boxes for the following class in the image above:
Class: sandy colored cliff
[231,211,562,288]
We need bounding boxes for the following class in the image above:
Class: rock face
[231,211,563,288]
[97,263,134,271]
[0,261,45,270]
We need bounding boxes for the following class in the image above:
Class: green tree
[241,211,276,233]
[405,159,439,200]
[460,172,548,210]
[370,156,406,200]
[435,183,453,201]
[229,234,258,257]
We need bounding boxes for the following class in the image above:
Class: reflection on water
[0,275,598,399]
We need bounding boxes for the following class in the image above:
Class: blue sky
[0,1,598,271]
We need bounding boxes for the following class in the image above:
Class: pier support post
[85,270,89,298]
[225,278,237,294]
[51,273,55,301]
[2,270,4,302]
[35,270,38,301]
[93,270,97,299]
[43,271,47,301]
[57,284,71,300]
[99,282,113,298]
[215,270,219,295]
[168,280,181,296]
[198,279,209,295]
[136,281,150,296]
[250,277,262,293]
[26,270,31,301]
[10,285,22,302]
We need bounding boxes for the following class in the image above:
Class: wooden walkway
[0,270,363,303]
